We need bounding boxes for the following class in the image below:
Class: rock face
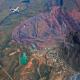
[12,6,80,48]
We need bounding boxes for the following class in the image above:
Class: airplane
[10,7,20,13]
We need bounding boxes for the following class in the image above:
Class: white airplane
[10,7,20,13]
